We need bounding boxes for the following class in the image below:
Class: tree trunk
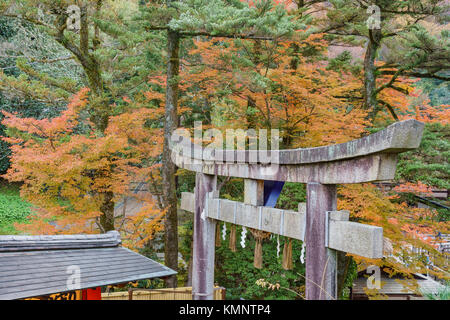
[99,190,115,232]
[336,251,352,299]
[363,30,381,120]
[162,29,180,288]
[186,241,193,287]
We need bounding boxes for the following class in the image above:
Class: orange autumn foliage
[339,184,449,280]
[375,66,449,124]
[393,181,434,197]
[181,35,368,148]
[1,89,165,248]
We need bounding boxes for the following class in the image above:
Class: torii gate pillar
[192,173,217,300]
[306,182,337,300]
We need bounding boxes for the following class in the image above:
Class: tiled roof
[0,231,176,300]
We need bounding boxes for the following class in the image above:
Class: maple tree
[180,34,369,149]
[338,183,449,295]
[1,88,165,248]
[0,0,169,239]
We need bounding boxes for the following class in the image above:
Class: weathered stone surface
[277,119,424,164]
[171,119,424,165]
[174,153,399,184]
[171,120,423,184]
[328,221,383,259]
[306,183,337,300]
[329,210,350,221]
[180,192,195,213]
[218,199,237,224]
[283,210,305,240]
[298,203,306,214]
[244,179,264,206]
[261,207,283,234]
[192,173,217,300]
[236,204,259,228]
[180,192,383,259]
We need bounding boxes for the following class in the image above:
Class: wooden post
[305,182,337,300]
[128,289,133,300]
[192,173,217,300]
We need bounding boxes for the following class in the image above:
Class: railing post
[305,182,338,300]
[192,173,217,300]
[128,289,133,300]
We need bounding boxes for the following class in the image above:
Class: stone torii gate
[171,119,424,300]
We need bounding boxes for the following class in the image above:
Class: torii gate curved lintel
[172,119,424,184]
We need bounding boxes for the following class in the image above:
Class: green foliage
[168,0,300,37]
[177,218,194,286]
[276,182,306,211]
[422,281,450,300]
[0,17,70,173]
[396,123,450,189]
[0,182,31,234]
[220,178,244,202]
[339,257,358,300]
[435,207,450,222]
[417,78,450,106]
[327,51,362,76]
[215,224,305,300]
[176,169,196,198]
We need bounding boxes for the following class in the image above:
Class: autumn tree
[338,182,449,292]
[181,35,368,148]
[0,15,82,173]
[0,0,165,233]
[2,88,166,248]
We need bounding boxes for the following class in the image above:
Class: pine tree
[316,0,449,121]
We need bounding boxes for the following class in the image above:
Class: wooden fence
[101,286,226,300]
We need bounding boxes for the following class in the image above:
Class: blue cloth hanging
[263,181,285,207]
